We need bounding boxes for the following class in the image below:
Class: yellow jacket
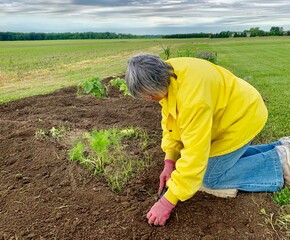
[161,57,268,205]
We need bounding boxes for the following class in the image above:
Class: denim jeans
[202,141,284,192]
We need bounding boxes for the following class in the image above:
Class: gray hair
[125,54,176,98]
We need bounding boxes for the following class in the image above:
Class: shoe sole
[199,184,238,198]
[280,136,290,146]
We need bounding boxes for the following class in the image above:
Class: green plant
[109,77,130,96]
[260,208,277,233]
[260,207,290,237]
[108,175,121,191]
[68,127,151,191]
[35,129,47,139]
[49,126,68,139]
[79,76,107,98]
[35,126,68,140]
[276,205,290,236]
[195,51,218,64]
[68,141,86,161]
[161,44,171,59]
[273,186,290,206]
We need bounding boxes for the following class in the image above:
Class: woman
[125,53,290,226]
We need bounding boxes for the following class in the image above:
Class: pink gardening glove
[147,196,175,225]
[158,159,175,195]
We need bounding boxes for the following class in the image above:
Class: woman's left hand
[146,197,175,225]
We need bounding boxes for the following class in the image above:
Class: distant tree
[270,26,284,36]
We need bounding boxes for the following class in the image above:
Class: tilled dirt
[0,80,285,240]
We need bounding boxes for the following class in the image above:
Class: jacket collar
[160,76,178,119]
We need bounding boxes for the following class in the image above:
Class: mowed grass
[0,37,289,140]
[0,38,186,102]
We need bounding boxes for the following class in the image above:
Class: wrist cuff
[164,188,179,205]
[164,149,180,161]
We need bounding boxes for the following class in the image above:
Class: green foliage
[195,51,218,64]
[260,206,290,237]
[0,26,288,41]
[80,77,130,98]
[269,27,284,36]
[109,77,130,96]
[259,208,276,232]
[35,129,47,139]
[275,205,290,235]
[49,126,68,139]
[68,141,86,161]
[35,126,69,140]
[68,127,151,191]
[79,77,107,98]
[0,32,141,41]
[260,187,290,236]
[160,44,171,59]
[273,186,290,206]
[86,129,112,155]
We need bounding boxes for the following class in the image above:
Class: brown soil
[0,77,285,240]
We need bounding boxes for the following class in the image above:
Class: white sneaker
[199,184,238,198]
[279,136,290,146]
[276,145,290,185]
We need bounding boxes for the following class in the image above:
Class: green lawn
[0,37,289,140]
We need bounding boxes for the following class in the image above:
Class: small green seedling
[109,77,130,96]
[79,76,107,98]
[49,126,68,139]
[273,186,290,206]
[35,129,47,139]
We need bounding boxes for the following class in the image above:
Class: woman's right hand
[158,159,175,195]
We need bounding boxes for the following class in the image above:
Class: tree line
[0,32,141,41]
[162,27,289,38]
[0,27,288,41]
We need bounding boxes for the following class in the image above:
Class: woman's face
[145,92,167,101]
[141,88,168,101]
[145,95,163,101]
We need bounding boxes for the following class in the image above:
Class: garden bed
[0,79,285,239]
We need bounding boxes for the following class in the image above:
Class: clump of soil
[0,79,285,239]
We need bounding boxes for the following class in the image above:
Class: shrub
[195,51,218,64]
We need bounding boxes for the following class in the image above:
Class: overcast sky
[1,0,290,35]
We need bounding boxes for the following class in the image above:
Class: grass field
[0,37,289,139]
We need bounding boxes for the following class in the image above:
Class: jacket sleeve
[161,107,183,162]
[164,103,212,204]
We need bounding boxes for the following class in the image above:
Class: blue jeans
[202,141,284,192]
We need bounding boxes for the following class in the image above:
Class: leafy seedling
[109,77,130,96]
[79,77,107,98]
[273,186,290,206]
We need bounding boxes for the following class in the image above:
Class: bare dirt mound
[0,80,284,240]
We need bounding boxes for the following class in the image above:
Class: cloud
[0,0,290,34]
